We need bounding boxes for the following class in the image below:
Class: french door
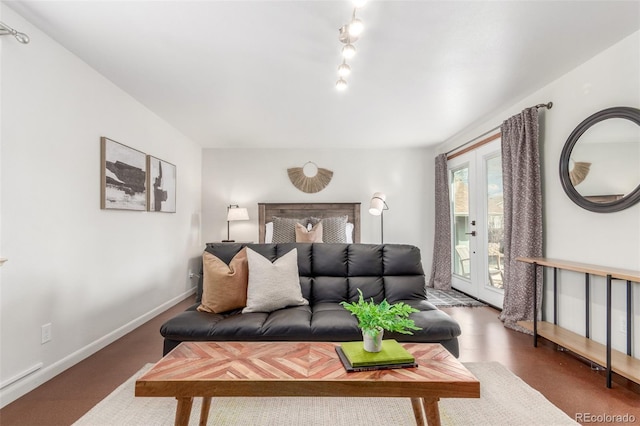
[448,139,504,308]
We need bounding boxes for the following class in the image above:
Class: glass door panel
[449,158,478,298]
[448,139,504,308]
[452,166,470,278]
[485,154,504,290]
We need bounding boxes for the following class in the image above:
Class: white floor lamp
[369,192,389,243]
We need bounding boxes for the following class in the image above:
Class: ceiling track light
[339,25,358,44]
[335,6,367,91]
[348,10,364,38]
[342,43,356,59]
[338,61,351,77]
[0,21,30,44]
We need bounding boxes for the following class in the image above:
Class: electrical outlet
[41,323,52,344]
[619,316,627,334]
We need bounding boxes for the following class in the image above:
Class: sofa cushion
[197,248,248,314]
[383,244,425,275]
[312,243,349,276]
[310,302,361,339]
[312,277,349,303]
[243,248,309,313]
[347,244,384,276]
[384,276,427,304]
[348,276,385,303]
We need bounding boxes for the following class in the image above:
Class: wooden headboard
[258,202,361,243]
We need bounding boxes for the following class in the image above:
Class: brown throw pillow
[197,248,248,314]
[295,222,323,242]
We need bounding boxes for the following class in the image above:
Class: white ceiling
[6,1,640,149]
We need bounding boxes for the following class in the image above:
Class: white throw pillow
[243,248,309,313]
[265,222,273,243]
[345,222,354,243]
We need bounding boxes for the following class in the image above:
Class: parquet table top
[136,341,478,398]
[135,341,479,426]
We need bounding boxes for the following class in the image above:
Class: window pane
[486,155,504,289]
[452,167,470,278]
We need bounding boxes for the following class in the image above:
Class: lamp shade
[369,192,386,216]
[227,207,249,221]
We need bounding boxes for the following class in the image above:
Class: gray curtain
[429,154,451,290]
[498,108,543,333]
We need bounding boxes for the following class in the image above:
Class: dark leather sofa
[160,243,462,356]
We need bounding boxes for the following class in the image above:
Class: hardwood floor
[1,298,638,425]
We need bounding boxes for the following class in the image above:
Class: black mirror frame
[559,106,640,213]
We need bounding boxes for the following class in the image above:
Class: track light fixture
[0,21,30,44]
[342,41,356,59]
[335,2,368,91]
[338,61,351,77]
[348,17,364,37]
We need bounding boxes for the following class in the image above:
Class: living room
[1,1,639,424]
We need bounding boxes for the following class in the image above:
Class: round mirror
[560,107,640,213]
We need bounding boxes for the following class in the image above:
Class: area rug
[73,362,578,426]
[426,288,487,307]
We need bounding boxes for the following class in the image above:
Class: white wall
[437,31,640,356]
[0,6,202,406]
[202,147,434,259]
[0,5,4,283]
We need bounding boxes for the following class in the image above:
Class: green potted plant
[340,289,421,352]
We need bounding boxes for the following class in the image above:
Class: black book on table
[335,346,418,372]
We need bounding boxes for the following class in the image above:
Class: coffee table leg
[175,397,193,426]
[199,397,212,426]
[422,397,441,426]
[410,397,426,425]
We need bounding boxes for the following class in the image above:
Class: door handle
[465,231,477,236]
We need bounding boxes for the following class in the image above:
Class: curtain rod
[445,102,553,156]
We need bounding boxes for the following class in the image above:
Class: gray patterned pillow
[272,216,304,243]
[311,215,348,243]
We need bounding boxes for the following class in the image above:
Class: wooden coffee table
[135,341,479,426]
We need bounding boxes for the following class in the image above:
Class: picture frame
[100,137,147,211]
[147,155,177,213]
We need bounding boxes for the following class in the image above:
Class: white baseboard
[0,288,195,408]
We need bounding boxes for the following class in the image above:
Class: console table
[516,257,639,388]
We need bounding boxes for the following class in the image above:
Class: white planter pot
[362,329,384,352]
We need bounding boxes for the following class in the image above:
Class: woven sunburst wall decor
[287,161,333,193]
[569,160,591,186]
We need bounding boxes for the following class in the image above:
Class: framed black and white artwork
[100,137,147,211]
[147,155,176,213]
